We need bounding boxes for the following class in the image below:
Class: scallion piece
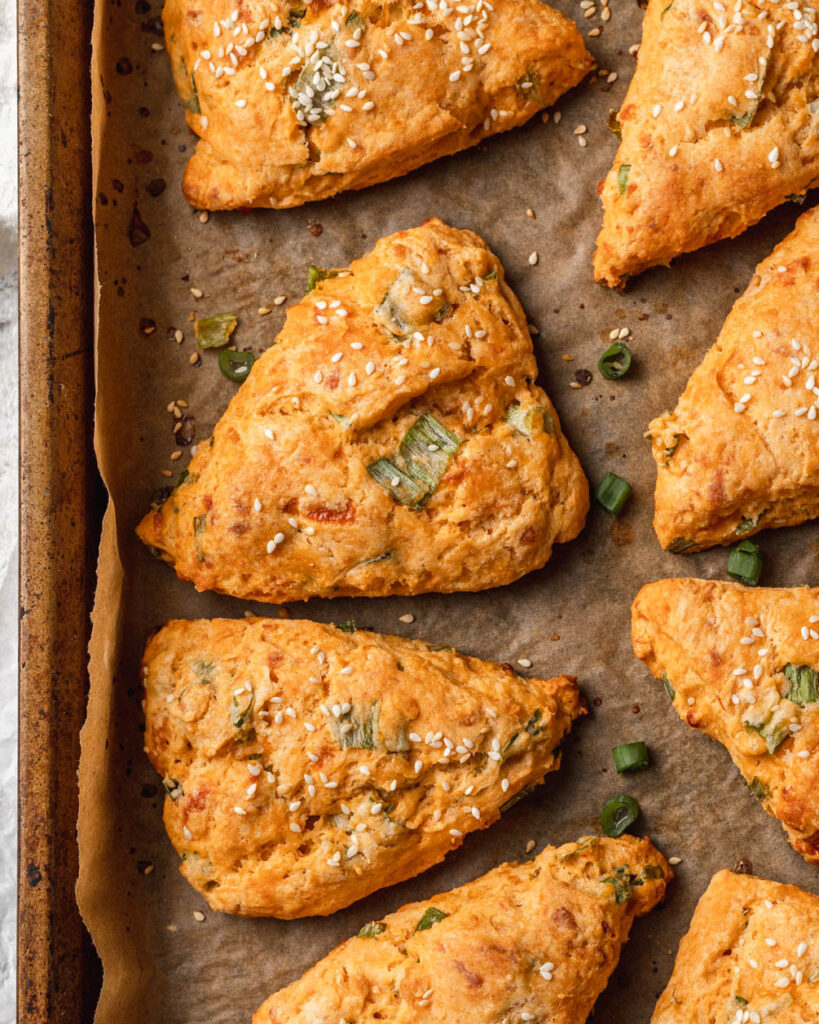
[594,472,633,516]
[504,403,554,437]
[306,265,341,293]
[367,458,427,507]
[368,414,460,507]
[600,794,640,837]
[598,342,632,380]
[415,907,448,931]
[784,663,819,707]
[219,348,255,382]
[726,539,763,586]
[617,163,631,194]
[358,921,386,938]
[398,413,460,488]
[195,313,237,349]
[613,742,649,773]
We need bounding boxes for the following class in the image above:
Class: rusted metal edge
[18,1,103,1021]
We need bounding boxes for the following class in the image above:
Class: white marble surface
[0,0,18,1018]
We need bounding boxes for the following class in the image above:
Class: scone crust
[163,0,593,209]
[253,835,670,1023]
[632,579,819,864]
[593,0,819,287]
[143,616,586,917]
[652,869,819,1024]
[649,206,819,552]
[137,219,589,603]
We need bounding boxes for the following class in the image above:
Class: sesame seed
[528,251,538,266]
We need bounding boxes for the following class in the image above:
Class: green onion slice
[594,472,633,516]
[368,413,460,507]
[195,313,237,349]
[415,907,448,931]
[306,265,341,293]
[617,163,631,194]
[598,342,632,380]
[662,674,675,701]
[358,921,386,938]
[504,403,554,437]
[219,348,255,382]
[613,741,649,773]
[367,458,428,507]
[784,663,819,707]
[600,794,640,837]
[727,539,763,586]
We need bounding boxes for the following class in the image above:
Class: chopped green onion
[600,794,640,837]
[594,472,633,516]
[163,777,184,800]
[666,536,696,553]
[606,110,622,139]
[784,663,819,707]
[617,163,631,194]
[748,776,767,801]
[306,265,341,293]
[328,702,379,749]
[415,907,448,931]
[219,348,255,382]
[358,921,386,938]
[504,403,554,437]
[662,674,675,701]
[727,539,763,586]
[399,413,460,487]
[598,342,632,380]
[195,313,237,349]
[367,458,427,507]
[374,268,448,335]
[336,620,356,634]
[613,742,649,773]
[368,414,460,508]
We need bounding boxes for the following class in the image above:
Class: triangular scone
[593,0,819,287]
[648,207,819,553]
[632,579,819,865]
[137,220,589,602]
[144,617,586,917]
[163,0,593,210]
[651,870,819,1024]
[253,835,670,1022]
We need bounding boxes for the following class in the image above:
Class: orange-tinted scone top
[253,835,671,1023]
[163,0,593,209]
[632,579,819,865]
[143,617,585,918]
[593,0,819,286]
[651,870,819,1024]
[137,220,589,603]
[648,206,819,553]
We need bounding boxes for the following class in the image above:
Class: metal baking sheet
[17,0,102,1021]
[79,0,819,1021]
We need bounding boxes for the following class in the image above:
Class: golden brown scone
[593,0,819,287]
[632,579,819,865]
[652,870,819,1024]
[648,207,819,553]
[137,220,589,603]
[143,616,587,917]
[253,834,671,1023]
[163,0,593,209]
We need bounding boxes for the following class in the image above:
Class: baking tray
[17,0,102,1021]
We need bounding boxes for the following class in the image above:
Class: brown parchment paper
[78,1,819,1021]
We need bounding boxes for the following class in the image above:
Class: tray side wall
[17,0,102,1021]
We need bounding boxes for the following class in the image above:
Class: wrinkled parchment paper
[79,1,819,1020]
